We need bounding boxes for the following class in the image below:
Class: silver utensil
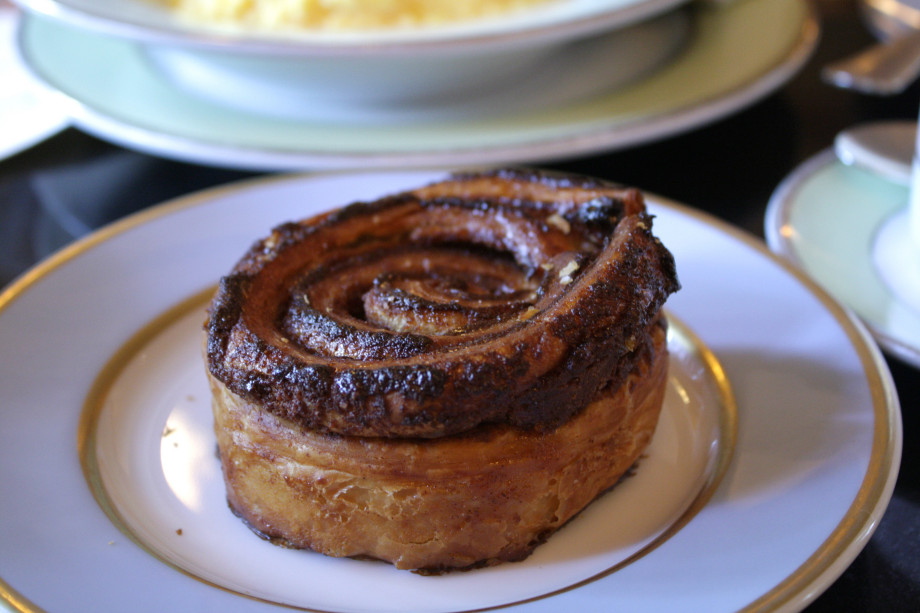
[822,30,920,95]
[822,0,920,95]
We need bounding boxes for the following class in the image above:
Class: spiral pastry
[205,169,679,572]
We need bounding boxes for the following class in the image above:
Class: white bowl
[14,0,692,117]
[145,10,690,119]
[14,0,691,48]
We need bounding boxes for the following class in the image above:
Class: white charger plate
[15,0,818,170]
[0,169,902,612]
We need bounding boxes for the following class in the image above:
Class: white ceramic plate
[15,0,818,170]
[84,295,731,613]
[0,5,67,161]
[0,170,902,612]
[766,149,920,369]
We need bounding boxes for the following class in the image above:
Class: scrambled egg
[164,0,555,30]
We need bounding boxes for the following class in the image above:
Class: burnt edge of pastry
[205,168,680,438]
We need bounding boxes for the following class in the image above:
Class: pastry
[204,168,679,572]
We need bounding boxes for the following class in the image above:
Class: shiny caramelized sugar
[205,169,680,573]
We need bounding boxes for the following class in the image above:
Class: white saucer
[0,5,67,161]
[0,169,901,612]
[766,149,920,368]
[15,0,818,170]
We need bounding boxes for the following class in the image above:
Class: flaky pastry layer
[209,319,668,572]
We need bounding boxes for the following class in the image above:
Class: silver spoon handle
[822,29,920,95]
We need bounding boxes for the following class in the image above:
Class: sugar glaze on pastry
[204,168,679,572]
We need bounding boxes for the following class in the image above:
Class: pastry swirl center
[205,169,680,438]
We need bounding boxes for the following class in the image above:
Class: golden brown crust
[205,168,679,439]
[209,317,669,572]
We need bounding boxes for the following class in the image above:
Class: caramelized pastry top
[205,169,679,438]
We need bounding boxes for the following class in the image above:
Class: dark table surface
[1,0,917,610]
